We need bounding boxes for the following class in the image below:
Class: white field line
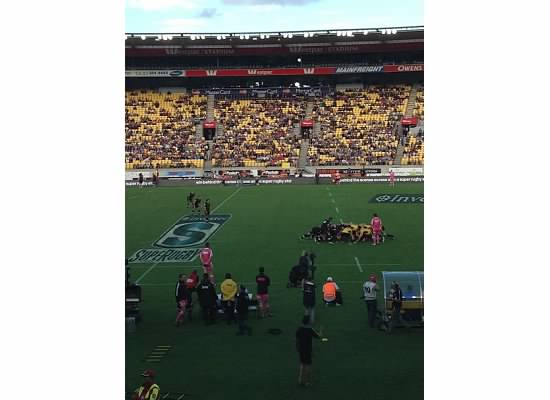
[212,186,242,213]
[328,192,333,197]
[339,218,344,223]
[354,257,364,273]
[316,263,403,266]
[133,187,243,284]
[331,198,336,204]
[335,207,340,214]
[135,262,159,284]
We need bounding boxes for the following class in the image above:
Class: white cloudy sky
[126,0,423,33]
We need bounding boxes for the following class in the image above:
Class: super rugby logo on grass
[127,214,231,264]
[154,214,231,248]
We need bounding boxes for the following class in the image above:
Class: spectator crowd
[125,90,208,169]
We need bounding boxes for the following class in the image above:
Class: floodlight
[288,33,293,38]
[141,35,146,40]
[244,34,250,39]
[392,28,398,34]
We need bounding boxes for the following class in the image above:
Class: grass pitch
[126,183,424,400]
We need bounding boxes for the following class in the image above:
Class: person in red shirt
[200,242,214,283]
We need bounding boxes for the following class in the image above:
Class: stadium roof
[125,26,423,47]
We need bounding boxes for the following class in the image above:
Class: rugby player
[370,213,383,246]
[199,242,214,283]
[204,199,211,220]
[193,197,202,214]
[187,192,195,208]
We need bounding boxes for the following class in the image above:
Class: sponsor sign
[391,167,424,176]
[184,67,337,78]
[203,121,216,128]
[368,194,424,203]
[127,248,200,264]
[125,70,185,77]
[340,176,424,183]
[160,170,198,178]
[301,119,314,128]
[335,65,384,73]
[383,64,424,73]
[125,181,155,187]
[401,117,418,126]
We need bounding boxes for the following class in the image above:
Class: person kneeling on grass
[322,277,343,306]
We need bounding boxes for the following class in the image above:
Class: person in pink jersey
[370,213,383,246]
[389,169,396,186]
[200,242,215,283]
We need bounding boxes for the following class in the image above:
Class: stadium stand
[401,133,424,165]
[125,91,207,169]
[308,86,411,166]
[413,85,424,120]
[211,99,305,167]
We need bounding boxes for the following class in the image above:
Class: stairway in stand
[298,139,310,168]
[206,94,215,121]
[394,83,421,164]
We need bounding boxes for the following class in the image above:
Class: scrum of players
[187,192,211,220]
[300,214,394,245]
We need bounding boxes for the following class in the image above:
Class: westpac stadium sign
[127,214,231,263]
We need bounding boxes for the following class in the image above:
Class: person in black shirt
[236,285,252,336]
[389,281,405,333]
[255,267,271,318]
[187,192,195,208]
[296,316,323,387]
[204,199,211,220]
[175,274,189,327]
[138,172,144,188]
[302,275,316,323]
[193,197,202,214]
[197,273,217,325]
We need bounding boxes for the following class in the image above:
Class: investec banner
[369,194,424,203]
[125,70,185,77]
[335,65,384,74]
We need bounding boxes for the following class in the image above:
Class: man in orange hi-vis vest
[322,277,342,306]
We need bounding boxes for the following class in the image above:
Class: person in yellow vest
[131,370,160,400]
[322,277,342,306]
[220,272,238,325]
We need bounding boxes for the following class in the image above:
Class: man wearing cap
[363,274,379,328]
[131,370,160,400]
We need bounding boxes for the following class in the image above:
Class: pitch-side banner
[383,64,424,73]
[125,70,185,77]
[184,67,336,77]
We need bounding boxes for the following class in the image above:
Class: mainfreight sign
[369,194,424,203]
[335,65,384,73]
